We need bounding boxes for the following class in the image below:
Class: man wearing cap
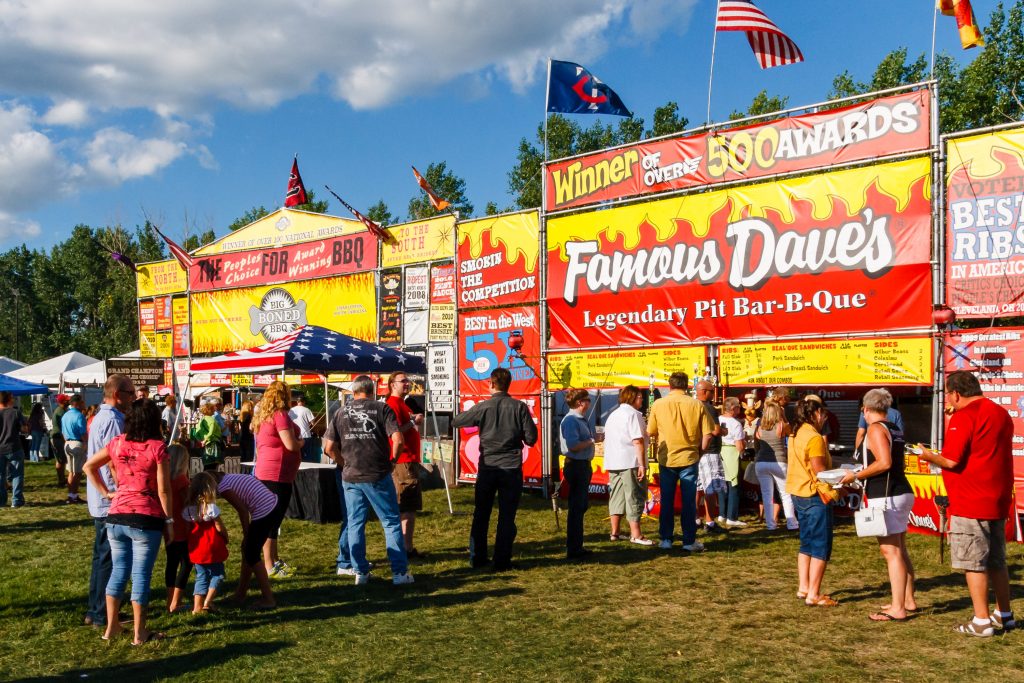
[61,394,87,504]
[50,394,70,488]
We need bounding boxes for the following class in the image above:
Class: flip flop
[805,595,839,607]
[869,612,908,622]
[796,591,808,600]
[131,631,166,646]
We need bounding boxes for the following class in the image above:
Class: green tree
[182,230,216,252]
[729,90,790,120]
[648,101,689,138]
[227,206,269,232]
[366,200,394,227]
[407,162,473,220]
[289,189,329,215]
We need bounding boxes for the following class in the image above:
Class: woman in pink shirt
[252,381,303,579]
[83,399,171,645]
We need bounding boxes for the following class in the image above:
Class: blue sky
[0,1,1003,251]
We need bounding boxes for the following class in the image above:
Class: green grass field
[1,461,1020,682]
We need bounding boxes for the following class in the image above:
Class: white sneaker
[630,537,654,546]
[658,539,673,550]
[682,541,705,552]
[725,519,748,528]
[392,571,415,585]
[336,567,357,576]
[716,516,726,525]
[354,572,371,585]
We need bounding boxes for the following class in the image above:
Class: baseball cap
[55,393,70,405]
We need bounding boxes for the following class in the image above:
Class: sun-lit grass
[0,461,1020,682]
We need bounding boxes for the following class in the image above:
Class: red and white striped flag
[151,225,193,272]
[716,0,804,69]
[325,186,396,245]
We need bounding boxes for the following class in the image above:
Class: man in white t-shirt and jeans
[602,385,654,546]
[289,396,317,462]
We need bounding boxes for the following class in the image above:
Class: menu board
[546,346,707,390]
[379,269,402,345]
[719,337,932,386]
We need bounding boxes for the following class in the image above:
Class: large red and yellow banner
[456,211,540,308]
[946,126,1024,317]
[190,233,378,292]
[945,328,1024,519]
[546,157,933,349]
[382,215,456,267]
[190,273,377,353]
[545,90,931,212]
[459,305,542,395]
[457,393,542,486]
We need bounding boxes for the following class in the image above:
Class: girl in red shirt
[183,472,229,613]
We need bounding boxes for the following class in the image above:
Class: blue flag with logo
[547,60,632,117]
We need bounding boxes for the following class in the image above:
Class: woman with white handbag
[840,389,917,622]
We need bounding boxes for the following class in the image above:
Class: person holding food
[786,396,839,607]
[840,389,917,622]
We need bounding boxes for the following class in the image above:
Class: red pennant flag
[285,157,308,207]
[938,0,984,49]
[151,225,194,272]
[412,165,451,212]
[324,186,396,245]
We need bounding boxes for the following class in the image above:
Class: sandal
[954,621,994,637]
[869,612,908,622]
[796,591,808,600]
[629,537,654,546]
[609,534,629,541]
[806,595,839,607]
[131,631,166,646]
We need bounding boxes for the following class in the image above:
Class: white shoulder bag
[854,429,891,538]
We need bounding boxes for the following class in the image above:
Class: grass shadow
[0,518,92,534]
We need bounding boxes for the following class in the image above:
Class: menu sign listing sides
[546,346,707,389]
[719,337,932,387]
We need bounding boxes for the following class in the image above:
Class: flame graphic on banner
[457,210,539,273]
[947,129,1024,184]
[547,157,931,258]
[908,473,947,501]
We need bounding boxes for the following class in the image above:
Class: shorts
[949,516,1007,572]
[866,492,915,535]
[793,494,834,561]
[257,479,293,541]
[64,441,86,475]
[51,434,66,466]
[607,468,645,522]
[392,462,423,513]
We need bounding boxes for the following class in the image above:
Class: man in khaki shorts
[386,372,426,559]
[919,371,1016,636]
[61,394,88,504]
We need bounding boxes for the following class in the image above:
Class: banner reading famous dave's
[189,273,376,354]
[545,90,931,212]
[457,393,543,486]
[456,211,540,308]
[946,126,1024,317]
[546,157,933,349]
[945,328,1024,525]
[458,305,541,395]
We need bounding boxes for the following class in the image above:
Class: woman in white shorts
[841,388,917,622]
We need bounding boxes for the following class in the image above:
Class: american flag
[189,325,426,375]
[151,224,194,272]
[325,185,396,245]
[716,0,804,69]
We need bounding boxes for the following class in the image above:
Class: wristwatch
[165,518,174,525]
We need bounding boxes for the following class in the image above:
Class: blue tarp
[0,373,50,396]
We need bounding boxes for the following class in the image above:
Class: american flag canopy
[716,0,804,69]
[189,325,426,375]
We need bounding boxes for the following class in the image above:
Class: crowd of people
[0,365,1018,643]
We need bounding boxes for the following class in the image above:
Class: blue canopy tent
[0,373,50,396]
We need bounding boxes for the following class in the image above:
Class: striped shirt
[217,473,277,521]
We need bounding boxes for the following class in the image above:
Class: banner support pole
[706,1,721,125]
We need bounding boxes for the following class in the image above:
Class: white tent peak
[8,352,102,385]
[0,356,26,374]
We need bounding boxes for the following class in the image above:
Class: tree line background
[2,2,1022,365]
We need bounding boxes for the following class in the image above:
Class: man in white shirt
[289,396,317,462]
[602,386,653,546]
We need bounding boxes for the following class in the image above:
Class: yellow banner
[137,260,187,297]
[546,346,707,389]
[428,303,456,342]
[190,273,377,354]
[195,209,364,255]
[140,331,157,358]
[172,297,189,325]
[718,337,932,386]
[382,215,456,267]
[155,332,173,358]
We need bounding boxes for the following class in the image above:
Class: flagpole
[543,58,552,163]
[930,4,939,77]
[706,0,721,124]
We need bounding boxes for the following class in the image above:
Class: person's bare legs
[772,502,781,527]
[989,566,1012,613]
[965,570,991,620]
[806,557,828,601]
[252,563,275,607]
[610,513,622,538]
[881,535,917,612]
[627,519,645,539]
[233,559,252,601]
[102,595,124,640]
[167,587,185,613]
[797,552,810,597]
[401,512,416,551]
[192,594,205,614]
[876,535,909,618]
[203,587,219,611]
[262,538,279,571]
[67,472,81,497]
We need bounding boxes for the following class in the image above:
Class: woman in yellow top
[786,397,840,607]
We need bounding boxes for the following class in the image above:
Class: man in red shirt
[919,370,1015,636]
[387,372,425,559]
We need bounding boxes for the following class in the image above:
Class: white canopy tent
[7,351,100,387]
[0,356,25,374]
[62,350,144,386]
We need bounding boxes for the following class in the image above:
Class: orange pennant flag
[938,0,984,49]
[412,166,451,212]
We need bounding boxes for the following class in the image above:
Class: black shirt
[325,398,400,484]
[0,407,25,455]
[451,392,538,470]
[864,421,913,499]
[702,400,722,453]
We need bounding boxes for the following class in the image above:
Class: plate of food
[817,467,857,486]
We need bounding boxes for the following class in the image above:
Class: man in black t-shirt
[323,375,413,586]
[0,391,28,508]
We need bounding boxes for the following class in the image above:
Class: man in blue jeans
[0,391,28,508]
[322,375,412,586]
[647,372,716,552]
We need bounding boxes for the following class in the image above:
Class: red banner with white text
[456,211,540,308]
[544,89,931,212]
[458,305,541,395]
[546,158,933,348]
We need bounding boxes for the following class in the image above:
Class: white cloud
[0,212,42,243]
[0,103,76,212]
[41,99,89,127]
[84,127,186,183]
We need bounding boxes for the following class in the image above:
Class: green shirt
[50,406,67,437]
